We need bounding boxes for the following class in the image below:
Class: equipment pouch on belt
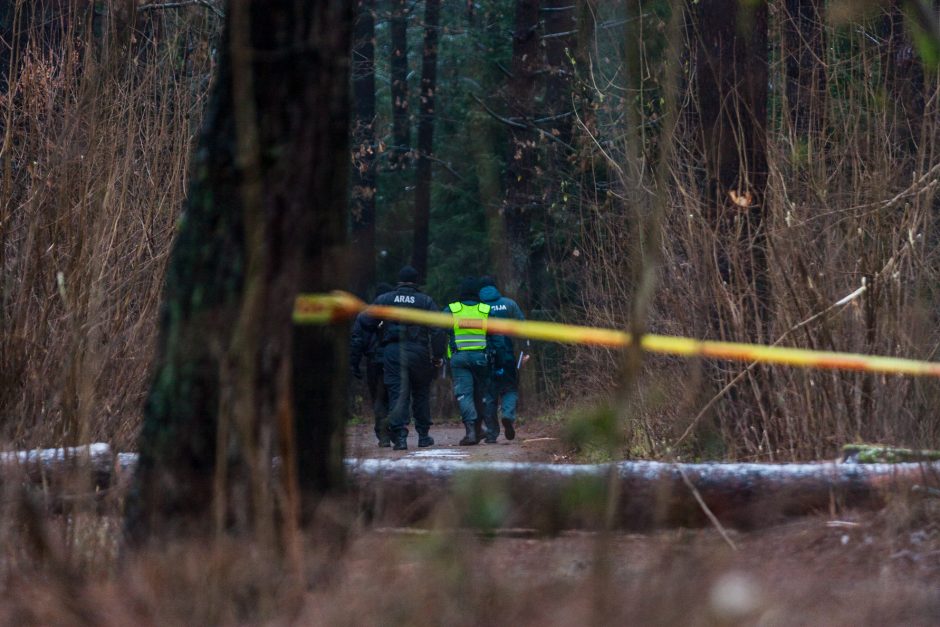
[486,346,497,368]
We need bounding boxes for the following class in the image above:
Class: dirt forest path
[338,423,940,624]
[345,421,569,463]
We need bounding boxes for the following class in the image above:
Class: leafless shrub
[553,4,940,460]
[0,1,219,449]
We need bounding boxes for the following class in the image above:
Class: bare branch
[472,94,577,153]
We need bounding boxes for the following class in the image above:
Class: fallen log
[348,459,940,531]
[842,443,940,464]
[0,443,124,489]
[3,445,937,530]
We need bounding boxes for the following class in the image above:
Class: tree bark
[572,0,597,157]
[542,0,576,148]
[881,0,926,157]
[782,0,827,146]
[411,0,441,282]
[351,0,378,297]
[691,0,769,335]
[350,459,939,532]
[126,0,352,544]
[502,0,542,309]
[25,448,940,533]
[537,0,576,313]
[689,1,772,454]
[292,3,354,505]
[389,0,410,170]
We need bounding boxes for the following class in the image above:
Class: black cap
[398,265,419,284]
[458,276,480,301]
[479,275,497,289]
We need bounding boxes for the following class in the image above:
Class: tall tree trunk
[691,0,769,331]
[539,0,576,311]
[543,0,576,148]
[389,0,410,170]
[782,0,827,147]
[569,0,597,175]
[881,0,926,157]
[690,0,771,453]
[126,0,352,543]
[502,0,541,309]
[351,0,377,297]
[780,0,828,214]
[411,0,441,282]
[294,4,355,503]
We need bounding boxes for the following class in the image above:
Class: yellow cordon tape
[293,291,940,378]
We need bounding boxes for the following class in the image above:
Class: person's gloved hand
[351,365,363,380]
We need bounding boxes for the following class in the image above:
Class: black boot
[459,422,478,446]
[474,419,484,442]
[418,433,434,447]
[502,418,515,441]
[392,431,408,451]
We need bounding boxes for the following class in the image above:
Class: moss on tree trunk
[126,0,352,544]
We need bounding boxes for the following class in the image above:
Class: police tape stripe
[293,291,940,378]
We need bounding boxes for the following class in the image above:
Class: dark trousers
[383,343,433,438]
[488,357,519,436]
[451,350,493,427]
[366,359,390,440]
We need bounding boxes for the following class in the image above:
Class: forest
[1,0,939,624]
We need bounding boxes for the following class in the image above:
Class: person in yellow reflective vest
[446,277,496,445]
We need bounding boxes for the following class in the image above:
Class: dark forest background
[2,0,939,463]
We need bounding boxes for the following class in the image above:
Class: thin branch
[541,15,648,39]
[494,60,514,79]
[532,111,574,125]
[419,152,465,182]
[845,160,940,213]
[571,93,625,178]
[672,232,920,451]
[471,94,577,153]
[678,466,738,551]
[471,93,526,129]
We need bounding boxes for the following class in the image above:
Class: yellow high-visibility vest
[448,301,490,351]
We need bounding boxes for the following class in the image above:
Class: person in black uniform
[350,282,394,447]
[360,266,445,450]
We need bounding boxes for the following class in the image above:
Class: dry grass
[555,4,940,461]
[0,486,936,625]
[0,1,217,449]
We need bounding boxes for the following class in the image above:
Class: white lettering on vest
[394,295,416,304]
[491,305,508,311]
